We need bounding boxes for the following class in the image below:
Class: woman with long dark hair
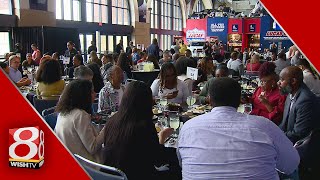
[117,52,132,79]
[151,63,189,104]
[87,63,104,93]
[146,54,160,69]
[35,59,65,100]
[55,79,105,163]
[103,81,177,179]
[175,56,195,95]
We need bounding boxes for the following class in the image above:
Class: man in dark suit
[278,66,318,143]
[115,39,123,54]
[64,41,78,68]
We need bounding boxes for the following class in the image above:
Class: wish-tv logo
[9,127,44,169]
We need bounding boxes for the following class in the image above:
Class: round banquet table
[132,70,160,86]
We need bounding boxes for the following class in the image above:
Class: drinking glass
[237,104,244,113]
[64,67,69,80]
[159,97,168,111]
[154,96,161,109]
[186,95,196,109]
[170,114,180,138]
[244,103,252,114]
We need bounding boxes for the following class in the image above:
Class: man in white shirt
[177,77,300,179]
[227,51,244,76]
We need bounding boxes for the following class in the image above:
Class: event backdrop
[260,15,293,51]
[207,17,229,45]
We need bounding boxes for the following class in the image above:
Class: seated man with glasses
[7,55,31,87]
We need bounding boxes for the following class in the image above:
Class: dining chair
[42,106,58,130]
[74,154,128,180]
[33,96,59,114]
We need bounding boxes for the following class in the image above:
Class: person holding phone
[151,63,189,104]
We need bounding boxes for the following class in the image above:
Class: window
[86,0,108,23]
[116,36,122,47]
[122,36,128,50]
[151,34,173,51]
[151,0,182,31]
[173,0,182,31]
[56,0,81,21]
[79,34,85,53]
[0,0,12,15]
[86,34,93,60]
[194,0,205,13]
[108,36,114,52]
[101,35,107,54]
[96,31,101,53]
[111,0,130,25]
[0,32,10,56]
[160,34,164,50]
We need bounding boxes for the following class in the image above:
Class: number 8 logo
[39,130,44,158]
[9,127,44,160]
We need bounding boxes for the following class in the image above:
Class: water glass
[64,67,69,80]
[154,96,161,109]
[186,95,196,109]
[169,113,180,138]
[159,97,168,111]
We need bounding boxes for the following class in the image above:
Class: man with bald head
[278,66,318,143]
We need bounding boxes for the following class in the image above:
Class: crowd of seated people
[1,38,320,180]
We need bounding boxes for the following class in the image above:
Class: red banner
[243,18,261,34]
[228,18,243,34]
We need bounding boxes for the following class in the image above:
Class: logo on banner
[249,24,256,32]
[232,24,238,32]
[9,126,44,169]
[186,28,205,41]
[210,23,225,32]
[264,31,289,40]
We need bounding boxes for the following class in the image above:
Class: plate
[19,86,31,91]
[192,110,205,115]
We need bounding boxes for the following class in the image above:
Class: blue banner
[260,15,293,51]
[207,17,228,44]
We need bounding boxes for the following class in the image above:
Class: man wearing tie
[278,66,319,143]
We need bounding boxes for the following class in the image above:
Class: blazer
[279,83,319,143]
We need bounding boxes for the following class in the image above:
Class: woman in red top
[249,62,286,125]
[246,54,261,72]
[31,44,41,65]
